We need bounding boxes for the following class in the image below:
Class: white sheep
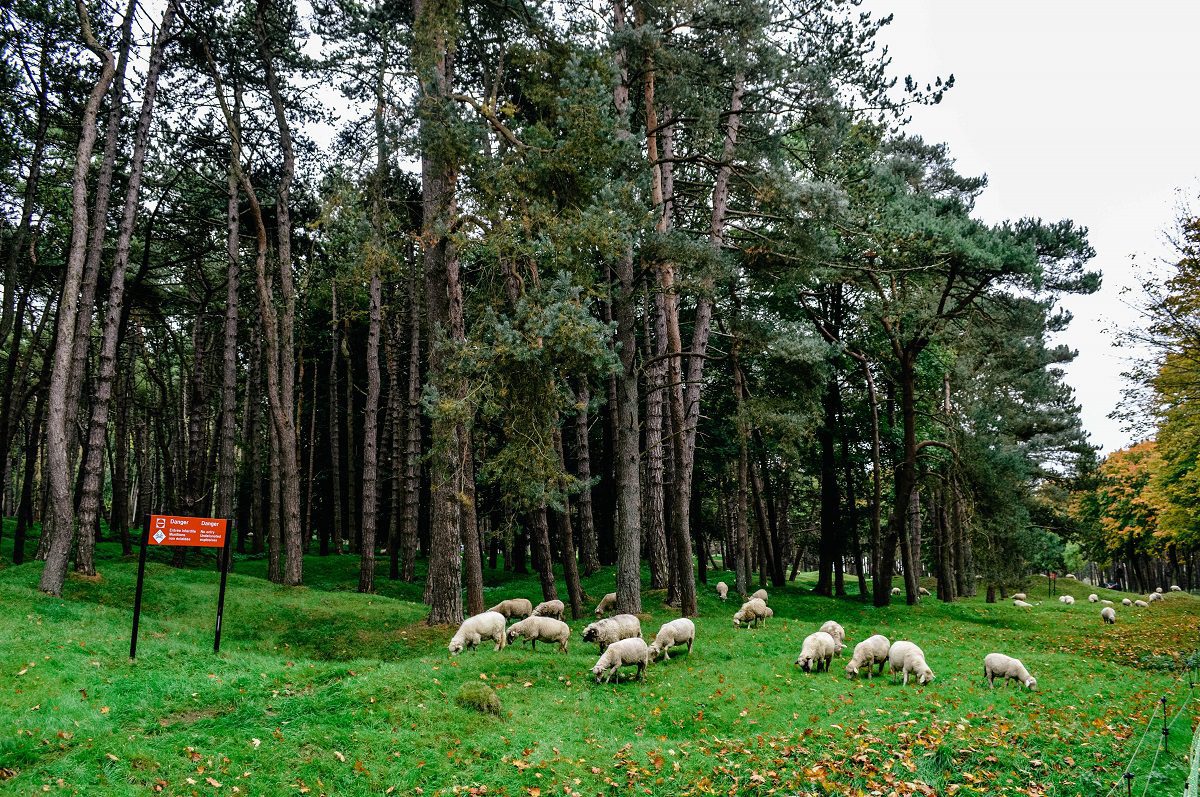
[716,582,729,601]
[732,598,769,628]
[845,634,890,679]
[506,616,571,653]
[1134,599,1149,607]
[750,588,769,603]
[890,587,901,596]
[1012,593,1027,600]
[582,614,641,651]
[531,599,565,620]
[983,652,1037,690]
[1121,598,1133,606]
[1013,599,1034,608]
[1065,574,1077,579]
[593,592,617,617]
[487,598,534,619]
[918,586,931,597]
[1171,585,1182,592]
[1101,599,1114,605]
[1147,592,1163,603]
[448,611,508,655]
[820,621,847,656]
[794,631,837,673]
[1156,587,1164,593]
[1088,594,1099,603]
[647,618,695,662]
[889,641,935,686]
[1059,595,1075,605]
[591,637,649,684]
[1101,607,1116,624]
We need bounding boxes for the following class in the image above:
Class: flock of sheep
[1009,583,1182,626]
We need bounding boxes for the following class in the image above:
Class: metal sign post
[129,513,232,660]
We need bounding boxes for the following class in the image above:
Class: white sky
[861,0,1200,453]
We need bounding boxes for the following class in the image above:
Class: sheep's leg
[902,669,909,686]
[663,649,670,661]
[637,662,645,681]
[531,639,536,651]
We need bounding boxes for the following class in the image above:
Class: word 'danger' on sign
[148,515,227,548]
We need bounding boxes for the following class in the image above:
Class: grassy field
[2,524,1200,796]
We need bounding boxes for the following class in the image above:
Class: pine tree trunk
[328,282,343,553]
[401,251,421,582]
[39,5,117,595]
[386,301,404,579]
[530,508,559,602]
[110,361,132,556]
[644,300,669,592]
[554,431,585,618]
[574,382,600,576]
[217,147,240,566]
[358,266,382,593]
[459,423,485,615]
[267,420,282,583]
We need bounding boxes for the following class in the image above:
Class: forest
[2,0,1188,623]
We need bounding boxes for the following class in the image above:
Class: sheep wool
[506,616,571,653]
[846,634,891,679]
[1088,594,1099,603]
[582,614,641,651]
[794,632,837,673]
[648,618,696,662]
[983,652,1036,690]
[593,592,618,617]
[1058,595,1075,605]
[1147,592,1163,603]
[1012,593,1027,601]
[1134,599,1149,607]
[1122,598,1133,606]
[716,582,729,601]
[487,598,534,619]
[732,598,769,628]
[918,587,931,597]
[890,587,901,596]
[1012,599,1034,608]
[1101,599,1114,605]
[591,637,649,684]
[1101,607,1116,624]
[448,611,508,656]
[530,599,565,620]
[750,588,769,603]
[1171,585,1183,592]
[889,641,935,686]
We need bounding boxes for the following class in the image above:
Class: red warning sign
[148,515,228,548]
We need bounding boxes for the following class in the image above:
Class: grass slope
[2,528,1199,796]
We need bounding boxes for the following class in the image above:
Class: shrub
[454,682,502,716]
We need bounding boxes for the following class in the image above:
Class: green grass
[2,526,1199,796]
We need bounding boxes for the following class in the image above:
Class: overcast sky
[860,0,1200,454]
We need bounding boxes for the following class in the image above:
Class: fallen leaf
[251,739,261,749]
[105,753,119,762]
[206,777,222,787]
[333,751,346,762]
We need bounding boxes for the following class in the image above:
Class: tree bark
[216,136,241,568]
[328,281,343,553]
[530,508,558,602]
[574,381,600,576]
[644,299,669,592]
[359,265,383,593]
[554,431,585,618]
[401,248,421,582]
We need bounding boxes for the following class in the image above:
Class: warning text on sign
[148,515,228,548]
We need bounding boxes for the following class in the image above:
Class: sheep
[448,611,508,656]
[1134,599,1149,608]
[1156,587,1164,593]
[750,588,769,603]
[531,599,565,620]
[1101,607,1116,624]
[889,641,935,686]
[794,632,837,673]
[1012,593,1027,600]
[1065,574,1077,579]
[1059,595,1075,605]
[845,634,891,679]
[487,598,533,619]
[1012,599,1034,608]
[591,637,649,684]
[1121,598,1133,606]
[1101,599,1114,605]
[593,592,618,617]
[983,653,1037,690]
[716,582,729,601]
[891,587,901,596]
[582,614,641,651]
[1088,594,1099,603]
[1147,592,1163,603]
[918,587,931,597]
[732,598,769,628]
[820,621,847,656]
[506,616,571,653]
[1171,585,1183,592]
[647,618,696,662]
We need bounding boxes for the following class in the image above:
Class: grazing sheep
[891,587,901,596]
[820,621,847,656]
[889,641,935,686]
[591,637,649,684]
[647,618,696,662]
[1122,598,1133,606]
[593,592,618,617]
[1101,599,1114,605]
[1135,599,1149,607]
[582,614,642,651]
[1088,594,1099,603]
[794,631,837,673]
[762,606,775,622]
[716,582,729,601]
[448,611,508,655]
[1059,595,1075,605]
[1148,592,1163,603]
[845,634,891,679]
[983,653,1037,690]
[1013,599,1034,608]
[487,598,534,619]
[918,587,931,597]
[1065,574,1077,579]
[1171,585,1182,592]
[506,616,571,653]
[1156,587,1164,593]
[1012,593,1027,601]
[733,598,770,628]
[751,588,769,603]
[531,599,565,620]
[1101,607,1116,624]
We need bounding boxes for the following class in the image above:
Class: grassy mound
[2,527,1198,795]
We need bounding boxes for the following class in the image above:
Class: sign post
[129,513,231,660]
